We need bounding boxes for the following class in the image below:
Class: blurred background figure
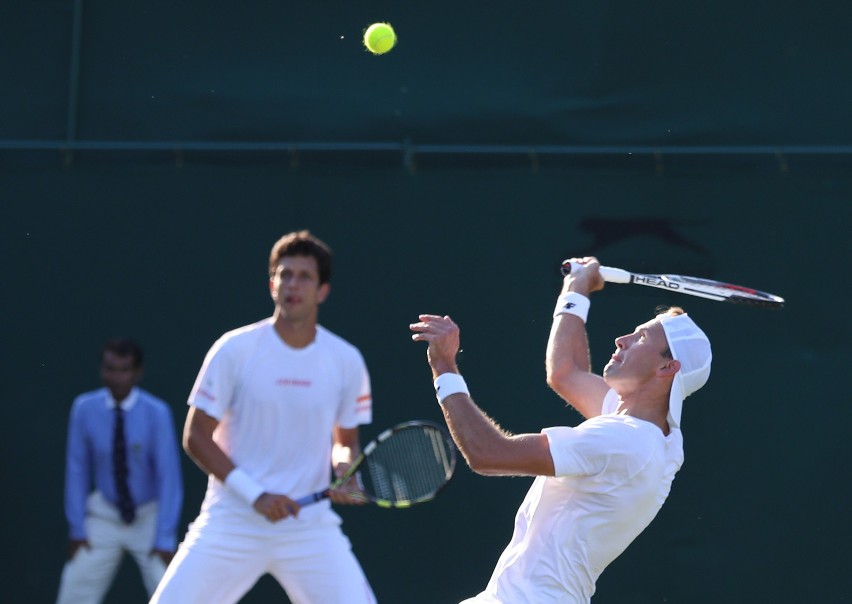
[56,338,183,604]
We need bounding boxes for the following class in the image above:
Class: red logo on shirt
[276,378,312,387]
[356,394,372,411]
[197,389,217,401]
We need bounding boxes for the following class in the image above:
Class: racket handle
[294,490,330,507]
[560,260,631,284]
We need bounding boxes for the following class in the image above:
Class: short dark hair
[101,338,144,368]
[268,230,333,284]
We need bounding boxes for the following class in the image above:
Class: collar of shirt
[104,387,140,411]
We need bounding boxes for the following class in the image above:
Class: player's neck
[272,312,318,349]
[614,391,670,435]
[627,407,670,435]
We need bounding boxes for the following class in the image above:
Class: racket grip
[560,260,631,284]
[294,490,329,507]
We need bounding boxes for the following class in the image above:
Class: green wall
[3,158,849,602]
[4,1,852,146]
[3,0,851,601]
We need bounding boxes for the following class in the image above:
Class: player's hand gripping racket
[295,420,457,509]
[561,260,785,308]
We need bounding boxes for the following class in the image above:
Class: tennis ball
[363,22,396,55]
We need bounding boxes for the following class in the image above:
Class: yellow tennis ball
[363,22,396,55]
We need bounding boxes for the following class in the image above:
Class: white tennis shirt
[187,319,372,527]
[468,390,684,604]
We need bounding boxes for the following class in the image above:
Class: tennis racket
[561,260,785,308]
[295,420,457,509]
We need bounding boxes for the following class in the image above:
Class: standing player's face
[101,351,141,402]
[270,255,330,321]
[603,318,671,389]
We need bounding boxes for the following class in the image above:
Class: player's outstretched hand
[409,314,461,376]
[253,493,300,522]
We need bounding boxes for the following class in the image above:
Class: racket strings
[360,427,455,504]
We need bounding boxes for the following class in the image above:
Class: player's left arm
[328,348,372,504]
[411,314,556,477]
[330,426,367,504]
[331,426,361,469]
[439,393,555,477]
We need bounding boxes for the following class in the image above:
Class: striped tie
[113,406,136,524]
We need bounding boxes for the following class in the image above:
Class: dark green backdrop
[4,162,850,603]
[4,0,852,146]
[2,1,851,603]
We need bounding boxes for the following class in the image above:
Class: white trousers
[56,492,167,604]
[150,511,375,604]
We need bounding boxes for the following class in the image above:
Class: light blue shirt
[64,386,183,551]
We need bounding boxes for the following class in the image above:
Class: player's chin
[602,362,620,380]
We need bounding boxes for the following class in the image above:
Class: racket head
[352,420,457,508]
[664,274,785,308]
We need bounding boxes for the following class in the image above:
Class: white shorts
[150,508,375,604]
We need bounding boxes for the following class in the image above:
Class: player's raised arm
[545,257,611,419]
[410,314,555,477]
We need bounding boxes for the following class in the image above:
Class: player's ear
[658,358,681,377]
[269,278,276,300]
[317,282,331,304]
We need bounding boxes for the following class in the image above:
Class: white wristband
[553,291,590,323]
[224,468,265,505]
[433,373,470,404]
